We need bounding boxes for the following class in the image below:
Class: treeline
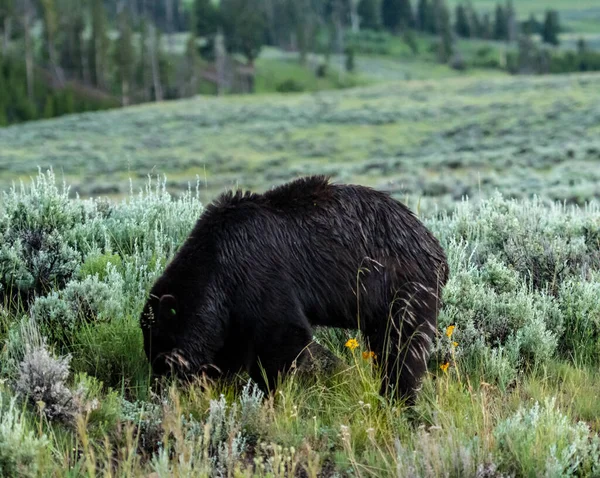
[0,0,218,126]
[1,0,599,126]
[452,2,561,45]
[352,0,561,44]
[355,0,600,75]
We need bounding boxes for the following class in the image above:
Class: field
[2,72,600,212]
[2,71,600,477]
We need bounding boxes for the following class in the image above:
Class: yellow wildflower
[452,342,458,348]
[362,351,376,360]
[445,325,455,338]
[440,362,450,373]
[345,338,359,351]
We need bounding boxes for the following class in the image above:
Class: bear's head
[140,293,182,377]
[140,293,222,383]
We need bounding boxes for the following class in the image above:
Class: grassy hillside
[1,72,599,212]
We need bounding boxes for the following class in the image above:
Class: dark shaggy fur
[140,176,448,403]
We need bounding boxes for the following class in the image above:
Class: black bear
[140,176,448,403]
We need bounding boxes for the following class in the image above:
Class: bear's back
[204,176,447,282]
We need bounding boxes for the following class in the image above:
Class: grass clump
[0,391,51,477]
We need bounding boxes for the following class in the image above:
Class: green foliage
[220,0,267,64]
[0,391,50,477]
[417,0,436,32]
[358,0,381,30]
[381,0,415,32]
[79,252,122,281]
[2,73,600,204]
[434,0,453,62]
[494,397,600,477]
[493,2,507,40]
[454,4,471,38]
[0,53,114,126]
[193,0,220,37]
[31,272,125,346]
[507,36,600,75]
[0,169,599,474]
[542,9,561,46]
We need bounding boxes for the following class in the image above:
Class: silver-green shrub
[494,397,600,477]
[15,343,75,422]
[30,268,125,344]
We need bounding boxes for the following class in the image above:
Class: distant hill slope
[1,72,599,211]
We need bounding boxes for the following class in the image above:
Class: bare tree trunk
[215,28,226,96]
[121,78,130,106]
[94,35,103,89]
[49,46,65,87]
[81,37,91,85]
[148,23,163,102]
[264,0,277,46]
[165,0,174,53]
[350,0,360,33]
[22,1,34,101]
[45,20,65,86]
[2,17,12,55]
[507,11,517,43]
[333,2,345,79]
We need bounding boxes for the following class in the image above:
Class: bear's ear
[159,294,178,320]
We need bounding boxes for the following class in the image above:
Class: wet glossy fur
[140,176,448,403]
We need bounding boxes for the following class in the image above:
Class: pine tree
[417,0,436,33]
[455,4,470,38]
[399,0,415,29]
[194,0,219,37]
[493,3,507,41]
[467,3,481,38]
[542,10,560,46]
[382,0,414,31]
[290,0,319,65]
[523,13,538,35]
[381,0,400,31]
[358,0,380,30]
[416,0,427,31]
[220,0,266,66]
[480,12,491,39]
